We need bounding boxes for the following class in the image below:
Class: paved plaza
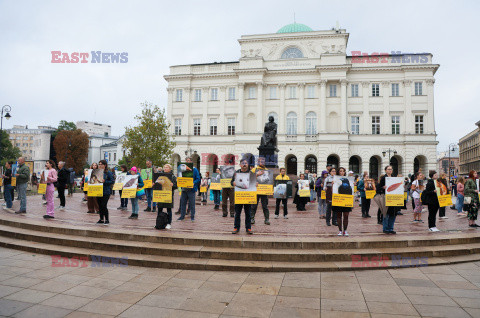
[1,246,480,317]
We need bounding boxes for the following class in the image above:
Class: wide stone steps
[1,216,480,271]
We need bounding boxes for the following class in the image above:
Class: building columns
[426,79,435,134]
[256,82,264,133]
[319,80,327,133]
[340,79,348,133]
[361,82,370,134]
[298,82,305,135]
[237,83,245,134]
[279,84,286,135]
[382,81,390,134]
[403,80,412,134]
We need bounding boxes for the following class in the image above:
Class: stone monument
[258,116,279,168]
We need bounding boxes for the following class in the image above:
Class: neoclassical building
[164,23,439,179]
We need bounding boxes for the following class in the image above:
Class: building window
[175,89,183,102]
[329,84,337,97]
[415,82,423,95]
[114,153,116,161]
[280,47,304,59]
[289,86,297,99]
[415,115,424,134]
[372,116,380,134]
[267,112,278,124]
[307,85,315,98]
[286,112,297,135]
[194,89,202,101]
[351,84,359,97]
[193,118,201,136]
[269,86,277,99]
[351,116,360,135]
[228,87,236,100]
[248,87,256,99]
[372,83,380,97]
[391,116,400,134]
[210,88,218,101]
[227,117,235,135]
[174,119,182,135]
[305,112,317,135]
[210,118,218,135]
[109,153,111,162]
[391,83,399,96]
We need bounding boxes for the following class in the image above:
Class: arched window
[305,111,317,135]
[286,155,297,175]
[349,156,360,174]
[305,155,317,174]
[281,47,304,59]
[286,112,297,135]
[327,155,339,169]
[267,112,278,124]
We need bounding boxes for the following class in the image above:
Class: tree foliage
[123,102,176,168]
[0,130,21,166]
[53,129,89,174]
[52,120,77,138]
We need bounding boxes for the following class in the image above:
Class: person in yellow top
[251,157,270,225]
[275,167,290,219]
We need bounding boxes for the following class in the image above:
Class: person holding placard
[211,168,222,210]
[411,171,425,223]
[2,161,14,212]
[274,168,290,219]
[333,167,353,236]
[357,171,374,218]
[200,172,210,204]
[57,161,69,211]
[323,168,338,226]
[294,173,310,211]
[251,157,270,225]
[178,157,200,222]
[154,164,177,230]
[378,166,397,234]
[437,173,449,220]
[86,163,100,214]
[116,165,129,211]
[221,164,235,217]
[464,170,479,227]
[315,170,328,219]
[231,158,253,234]
[422,170,440,232]
[127,167,144,219]
[456,177,465,215]
[43,160,58,219]
[143,160,155,212]
[96,160,115,225]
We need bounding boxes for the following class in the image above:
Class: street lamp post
[447,143,457,188]
[1,105,12,131]
[382,148,398,163]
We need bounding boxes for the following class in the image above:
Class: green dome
[277,23,313,33]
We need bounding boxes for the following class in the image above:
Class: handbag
[465,196,472,205]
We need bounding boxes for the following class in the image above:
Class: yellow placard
[386,194,404,207]
[299,189,310,197]
[177,177,193,188]
[88,184,104,197]
[153,190,172,203]
[200,186,207,193]
[404,192,408,200]
[221,179,233,188]
[210,183,222,190]
[38,183,47,194]
[257,184,273,195]
[321,190,326,200]
[112,183,123,191]
[354,186,358,193]
[0,178,3,187]
[365,190,376,199]
[143,179,153,189]
[438,195,452,208]
[121,188,137,198]
[235,191,257,204]
[83,183,89,191]
[11,177,16,187]
[332,194,354,207]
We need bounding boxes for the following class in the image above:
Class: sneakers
[117,207,123,210]
[343,231,349,236]
[96,220,104,224]
[177,217,184,221]
[440,216,449,219]
[128,214,138,219]
[87,211,95,214]
[15,210,26,214]
[222,214,227,217]
[284,215,288,219]
[232,228,239,234]
[104,220,110,225]
[166,224,171,230]
[429,227,440,232]
[338,231,343,236]
[246,229,253,234]
[144,207,151,212]
[251,218,255,225]
[469,224,480,228]
[264,219,270,225]
[274,215,279,219]
[59,206,65,211]
[43,215,54,219]
[152,207,156,212]
[214,205,219,210]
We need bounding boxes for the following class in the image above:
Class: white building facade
[164,24,439,179]
[76,121,112,137]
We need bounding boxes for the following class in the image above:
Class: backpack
[155,212,169,229]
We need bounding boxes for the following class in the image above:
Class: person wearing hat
[128,166,144,219]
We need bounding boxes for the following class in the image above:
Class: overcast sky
[1,0,478,152]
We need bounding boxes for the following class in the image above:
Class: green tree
[0,130,21,166]
[52,120,77,138]
[123,102,175,168]
[53,129,89,174]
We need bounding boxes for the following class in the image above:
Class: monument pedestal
[258,146,279,169]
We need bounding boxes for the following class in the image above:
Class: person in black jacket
[378,165,397,234]
[423,170,440,232]
[96,160,115,225]
[231,158,253,234]
[57,161,69,211]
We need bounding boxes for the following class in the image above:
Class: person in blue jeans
[178,157,201,222]
[117,165,129,210]
[212,168,222,209]
[143,160,156,212]
[2,161,14,212]
[378,165,397,234]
